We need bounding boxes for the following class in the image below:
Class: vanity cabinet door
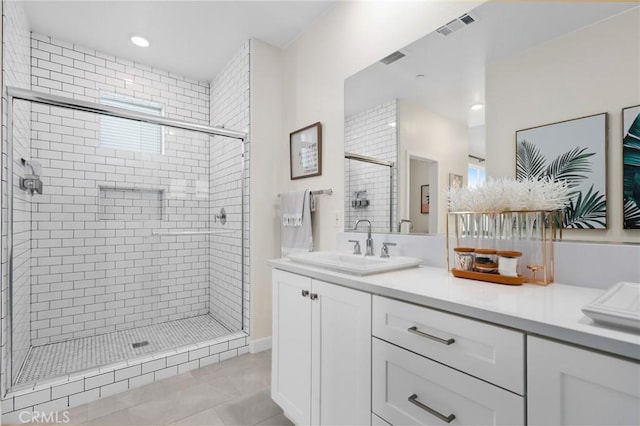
[271,271,371,426]
[528,336,640,425]
[311,279,371,426]
[271,270,313,425]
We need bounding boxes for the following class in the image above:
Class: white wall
[279,0,483,249]
[398,99,468,234]
[249,39,282,341]
[468,125,485,158]
[486,7,640,243]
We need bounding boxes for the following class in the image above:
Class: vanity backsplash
[337,231,639,290]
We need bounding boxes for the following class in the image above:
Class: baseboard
[249,336,272,354]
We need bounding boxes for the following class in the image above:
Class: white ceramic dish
[582,281,640,331]
[287,251,423,276]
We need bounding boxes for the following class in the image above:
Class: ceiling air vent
[436,13,476,36]
[436,26,453,36]
[380,50,406,65]
[459,14,475,25]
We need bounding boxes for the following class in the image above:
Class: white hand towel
[281,190,313,257]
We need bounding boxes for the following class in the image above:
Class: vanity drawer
[373,296,524,393]
[372,338,524,426]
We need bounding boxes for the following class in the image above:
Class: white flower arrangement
[447,177,571,212]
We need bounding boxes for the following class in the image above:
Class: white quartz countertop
[268,258,640,361]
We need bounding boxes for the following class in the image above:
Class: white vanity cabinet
[372,296,525,425]
[528,336,640,425]
[271,269,372,426]
[270,261,640,426]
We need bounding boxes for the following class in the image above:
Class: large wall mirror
[344,1,638,236]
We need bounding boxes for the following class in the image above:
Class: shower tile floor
[17,314,232,385]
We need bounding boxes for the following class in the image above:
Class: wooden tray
[451,268,525,286]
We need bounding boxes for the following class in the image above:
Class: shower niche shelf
[98,185,164,221]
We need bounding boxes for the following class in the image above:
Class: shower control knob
[214,207,227,225]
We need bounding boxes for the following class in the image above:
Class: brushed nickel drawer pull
[408,393,456,423]
[407,326,455,345]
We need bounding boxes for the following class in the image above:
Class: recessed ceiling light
[470,103,484,111]
[130,35,150,48]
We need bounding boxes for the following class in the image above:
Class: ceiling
[345,1,638,131]
[23,0,335,82]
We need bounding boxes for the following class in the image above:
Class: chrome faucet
[353,219,374,256]
[398,219,413,233]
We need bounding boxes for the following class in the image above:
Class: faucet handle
[381,242,397,258]
[348,239,361,255]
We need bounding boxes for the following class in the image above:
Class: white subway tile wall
[1,0,32,392]
[344,100,398,232]
[28,34,214,346]
[209,41,251,333]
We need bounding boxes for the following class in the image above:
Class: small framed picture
[420,184,430,214]
[290,122,322,180]
[449,173,463,189]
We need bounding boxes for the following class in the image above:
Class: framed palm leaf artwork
[516,113,607,229]
[623,105,640,229]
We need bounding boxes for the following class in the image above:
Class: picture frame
[420,184,430,214]
[290,122,322,180]
[622,105,640,229]
[515,113,608,229]
[448,173,463,189]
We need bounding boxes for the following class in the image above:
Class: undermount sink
[287,251,423,276]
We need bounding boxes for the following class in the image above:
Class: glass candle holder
[497,250,522,277]
[453,247,475,271]
[474,248,498,273]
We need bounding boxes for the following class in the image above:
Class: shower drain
[131,341,149,349]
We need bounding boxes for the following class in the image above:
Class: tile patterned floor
[61,350,290,425]
[18,315,232,384]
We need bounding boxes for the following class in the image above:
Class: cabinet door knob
[310,293,318,300]
[408,394,456,423]
[301,290,309,297]
[407,326,455,345]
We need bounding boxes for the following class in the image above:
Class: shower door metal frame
[4,87,248,388]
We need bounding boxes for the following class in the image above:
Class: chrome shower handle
[214,207,227,225]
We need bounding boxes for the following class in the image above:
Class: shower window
[99,95,164,154]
